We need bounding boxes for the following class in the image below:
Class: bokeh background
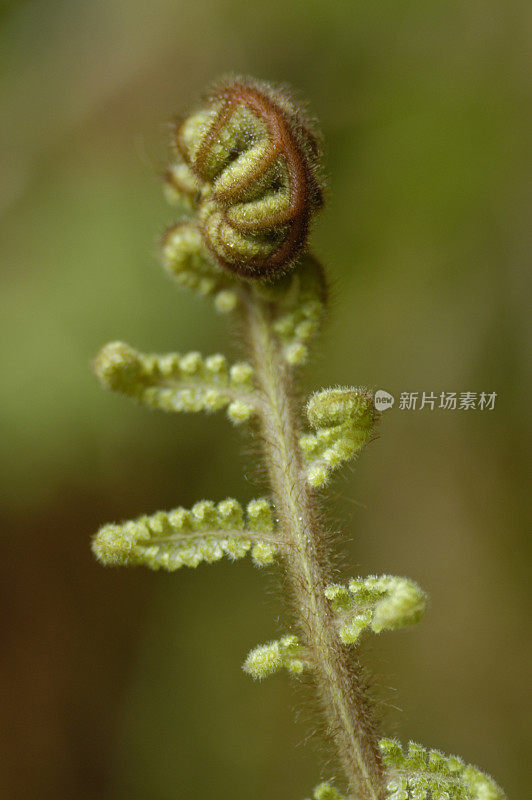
[1,1,530,798]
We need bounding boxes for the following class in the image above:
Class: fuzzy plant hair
[92,76,506,800]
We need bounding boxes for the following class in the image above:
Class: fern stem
[243,286,385,800]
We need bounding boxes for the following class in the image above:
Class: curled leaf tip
[165,76,324,281]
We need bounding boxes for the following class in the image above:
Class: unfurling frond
[243,634,309,680]
[91,75,507,800]
[93,341,256,423]
[92,498,277,570]
[325,576,426,645]
[266,252,327,365]
[160,221,240,312]
[165,77,324,281]
[379,739,506,800]
[300,387,379,487]
[305,782,346,800]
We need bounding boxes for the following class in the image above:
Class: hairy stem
[243,286,385,800]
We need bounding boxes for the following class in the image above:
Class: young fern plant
[92,77,506,800]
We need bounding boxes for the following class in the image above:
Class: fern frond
[92,498,277,570]
[379,739,506,800]
[325,576,426,645]
[161,221,240,312]
[300,387,379,487]
[93,341,256,423]
[306,782,346,800]
[91,77,507,800]
[243,634,309,679]
[265,253,327,365]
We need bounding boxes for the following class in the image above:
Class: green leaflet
[266,252,327,365]
[161,221,240,312]
[305,742,505,800]
[243,634,309,679]
[92,498,277,570]
[300,387,379,487]
[93,341,256,423]
[379,739,506,800]
[325,576,426,645]
[307,783,346,800]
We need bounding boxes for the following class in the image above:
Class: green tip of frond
[301,387,379,487]
[160,221,239,311]
[379,739,506,800]
[92,498,277,571]
[93,342,256,423]
[93,341,141,392]
[259,253,326,365]
[307,782,346,800]
[306,387,376,429]
[243,634,309,680]
[325,576,426,645]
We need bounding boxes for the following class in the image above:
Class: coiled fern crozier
[92,77,506,800]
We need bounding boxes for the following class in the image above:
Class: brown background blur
[1,1,530,798]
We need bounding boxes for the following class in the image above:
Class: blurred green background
[1,0,530,798]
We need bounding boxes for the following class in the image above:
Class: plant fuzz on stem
[91,76,506,800]
[242,288,383,799]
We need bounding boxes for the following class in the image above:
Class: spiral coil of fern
[164,77,324,279]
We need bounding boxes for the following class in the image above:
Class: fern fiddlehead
[166,78,323,279]
[92,76,506,800]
